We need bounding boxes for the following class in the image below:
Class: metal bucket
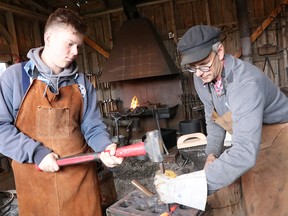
[0,191,15,215]
[179,119,202,135]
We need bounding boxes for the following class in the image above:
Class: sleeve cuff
[33,145,52,165]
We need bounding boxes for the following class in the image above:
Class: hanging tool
[262,56,276,78]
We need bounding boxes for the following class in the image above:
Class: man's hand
[204,153,217,169]
[38,152,60,172]
[100,143,123,167]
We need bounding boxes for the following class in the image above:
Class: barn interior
[0,0,288,215]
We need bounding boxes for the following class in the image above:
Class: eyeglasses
[185,53,217,73]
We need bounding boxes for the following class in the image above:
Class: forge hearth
[107,105,178,147]
[109,104,178,119]
[106,190,211,216]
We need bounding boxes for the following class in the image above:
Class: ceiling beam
[0,21,13,44]
[0,2,47,22]
[18,0,52,15]
[45,0,80,12]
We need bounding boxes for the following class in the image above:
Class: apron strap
[21,61,29,94]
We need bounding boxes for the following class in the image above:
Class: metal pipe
[131,180,154,197]
[235,0,253,63]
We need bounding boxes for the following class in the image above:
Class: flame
[130,96,140,109]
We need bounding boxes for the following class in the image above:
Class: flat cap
[177,25,221,65]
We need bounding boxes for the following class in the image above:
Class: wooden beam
[0,2,47,22]
[32,15,43,47]
[18,0,52,15]
[169,0,178,45]
[0,21,13,44]
[5,11,19,61]
[46,0,80,12]
[84,36,109,59]
[234,0,288,58]
[205,0,211,25]
[0,45,11,54]
[83,0,170,19]
[0,2,108,59]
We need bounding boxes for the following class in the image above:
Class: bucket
[179,119,202,135]
[0,191,15,215]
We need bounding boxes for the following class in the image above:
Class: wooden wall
[0,0,287,81]
[69,0,287,88]
[0,0,287,122]
[77,0,288,130]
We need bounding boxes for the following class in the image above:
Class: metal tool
[131,179,154,197]
[55,129,164,167]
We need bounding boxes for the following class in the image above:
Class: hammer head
[144,130,164,163]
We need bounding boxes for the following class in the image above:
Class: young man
[0,8,123,215]
[154,25,288,215]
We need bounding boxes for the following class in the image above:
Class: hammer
[56,130,164,167]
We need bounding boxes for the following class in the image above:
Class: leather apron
[209,110,288,215]
[12,80,102,216]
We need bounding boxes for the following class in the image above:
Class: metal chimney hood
[100,17,179,83]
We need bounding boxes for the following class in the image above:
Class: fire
[130,96,140,109]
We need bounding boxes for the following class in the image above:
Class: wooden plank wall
[80,0,287,86]
[0,0,287,87]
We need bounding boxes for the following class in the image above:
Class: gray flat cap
[177,25,221,65]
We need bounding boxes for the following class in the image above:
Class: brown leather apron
[209,110,288,215]
[12,80,102,216]
[242,123,288,216]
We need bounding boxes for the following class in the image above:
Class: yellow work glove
[154,169,208,211]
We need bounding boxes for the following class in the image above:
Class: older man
[155,25,288,215]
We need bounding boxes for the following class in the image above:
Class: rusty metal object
[131,180,154,197]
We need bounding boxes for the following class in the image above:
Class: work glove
[100,143,124,167]
[154,170,207,211]
[38,152,60,172]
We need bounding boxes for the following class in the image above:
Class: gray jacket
[194,54,288,192]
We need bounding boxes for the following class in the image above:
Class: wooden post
[281,18,288,86]
[234,0,288,58]
[5,11,19,63]
[205,0,211,26]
